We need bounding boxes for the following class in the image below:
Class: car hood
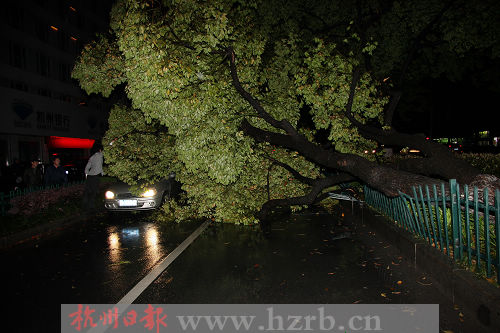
[106,179,169,193]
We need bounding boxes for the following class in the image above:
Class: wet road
[137,213,387,304]
[4,209,467,332]
[3,213,202,333]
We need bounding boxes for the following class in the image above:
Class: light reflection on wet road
[3,208,483,333]
[3,213,202,333]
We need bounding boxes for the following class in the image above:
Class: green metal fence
[364,179,500,286]
[0,181,85,216]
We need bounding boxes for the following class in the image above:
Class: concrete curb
[360,205,500,331]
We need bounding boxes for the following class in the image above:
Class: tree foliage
[73,0,499,223]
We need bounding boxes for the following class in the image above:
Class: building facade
[0,0,112,166]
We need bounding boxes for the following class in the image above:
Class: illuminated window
[478,130,489,139]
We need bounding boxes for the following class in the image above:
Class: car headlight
[105,191,115,199]
[142,189,156,197]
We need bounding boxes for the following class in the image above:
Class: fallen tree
[73,0,499,224]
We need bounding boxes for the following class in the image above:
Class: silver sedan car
[104,176,181,211]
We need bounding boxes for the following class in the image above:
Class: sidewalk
[344,201,500,332]
[0,209,104,250]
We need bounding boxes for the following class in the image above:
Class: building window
[6,4,24,30]
[9,42,27,69]
[35,21,49,42]
[33,0,48,8]
[37,87,52,98]
[36,52,51,77]
[58,32,68,52]
[10,81,28,92]
[77,13,84,29]
[59,62,71,82]
[56,0,66,18]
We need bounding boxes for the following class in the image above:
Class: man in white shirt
[82,144,104,212]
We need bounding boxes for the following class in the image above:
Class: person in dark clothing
[12,159,25,190]
[82,144,104,212]
[44,157,68,186]
[23,159,42,188]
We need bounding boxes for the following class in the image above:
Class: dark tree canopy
[72,0,499,223]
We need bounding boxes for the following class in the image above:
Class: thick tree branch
[258,173,354,222]
[343,111,481,183]
[345,66,362,116]
[382,90,402,127]
[240,119,440,197]
[341,63,479,183]
[226,47,298,136]
[264,156,316,186]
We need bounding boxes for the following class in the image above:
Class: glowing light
[108,229,122,267]
[409,149,421,153]
[145,227,161,264]
[146,228,158,247]
[109,232,119,249]
[48,136,95,149]
[70,36,77,41]
[69,6,77,12]
[142,189,156,197]
[105,191,115,199]
[50,26,58,31]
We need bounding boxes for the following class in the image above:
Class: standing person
[23,158,42,188]
[12,158,25,190]
[82,144,103,212]
[44,156,68,186]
